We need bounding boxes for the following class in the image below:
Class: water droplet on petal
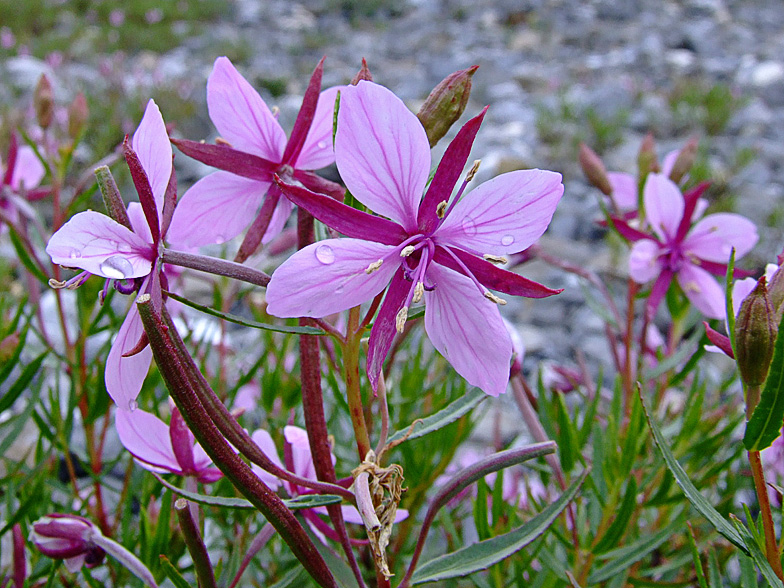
[335,284,344,294]
[99,255,134,279]
[215,234,226,245]
[69,249,81,259]
[317,140,327,149]
[501,234,515,246]
[117,241,133,253]
[461,217,477,237]
[315,244,335,265]
[128,400,138,411]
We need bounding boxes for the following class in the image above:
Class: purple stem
[174,499,216,588]
[161,248,270,287]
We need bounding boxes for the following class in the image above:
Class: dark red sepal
[171,138,277,181]
[282,57,325,166]
[123,135,160,245]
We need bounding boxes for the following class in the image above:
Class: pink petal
[10,145,45,190]
[423,264,513,397]
[250,430,283,491]
[436,169,563,255]
[262,195,293,245]
[335,81,429,231]
[265,239,401,318]
[207,57,286,161]
[683,213,758,264]
[115,408,180,472]
[284,425,325,480]
[606,172,638,211]
[643,173,684,241]
[629,239,662,283]
[106,302,153,410]
[661,149,679,178]
[294,86,344,170]
[132,99,172,217]
[127,202,152,244]
[677,263,726,319]
[732,277,758,318]
[46,211,153,279]
[167,172,268,248]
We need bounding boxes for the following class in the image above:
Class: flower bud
[637,132,659,180]
[735,277,777,388]
[34,75,55,130]
[578,143,612,195]
[30,514,105,572]
[768,265,784,317]
[417,65,478,147]
[668,136,698,184]
[351,58,373,85]
[68,92,88,139]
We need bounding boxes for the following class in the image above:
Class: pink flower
[30,515,105,572]
[250,425,407,539]
[46,99,174,410]
[267,81,563,396]
[115,406,221,483]
[167,56,343,249]
[607,146,687,214]
[615,173,757,319]
[0,133,46,228]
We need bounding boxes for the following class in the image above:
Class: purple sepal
[171,138,277,182]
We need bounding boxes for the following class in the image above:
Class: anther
[49,279,67,289]
[466,159,481,183]
[436,200,448,219]
[400,245,416,257]
[484,291,507,305]
[395,307,408,333]
[365,259,384,274]
[215,137,233,147]
[483,254,508,265]
[412,281,424,304]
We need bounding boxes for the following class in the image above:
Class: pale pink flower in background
[46,99,175,410]
[115,406,222,483]
[0,134,46,229]
[268,81,563,397]
[168,56,343,249]
[616,173,757,319]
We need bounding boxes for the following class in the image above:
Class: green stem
[749,449,784,581]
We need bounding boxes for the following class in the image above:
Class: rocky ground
[4,0,784,377]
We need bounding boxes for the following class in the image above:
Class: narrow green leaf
[588,516,685,583]
[593,478,637,553]
[160,555,192,588]
[739,552,760,588]
[0,325,27,386]
[474,480,491,541]
[686,524,709,588]
[386,386,486,445]
[411,470,587,584]
[731,516,784,587]
[165,291,325,335]
[640,389,748,553]
[152,473,342,510]
[744,311,784,451]
[726,248,738,354]
[0,351,47,413]
[555,392,577,472]
[8,229,49,284]
[268,566,308,588]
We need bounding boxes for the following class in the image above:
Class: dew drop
[128,400,138,411]
[117,241,133,253]
[315,243,335,265]
[317,140,327,149]
[461,217,477,237]
[215,234,226,245]
[69,249,82,259]
[501,234,515,246]
[99,255,134,279]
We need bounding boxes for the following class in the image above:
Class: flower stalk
[174,499,216,588]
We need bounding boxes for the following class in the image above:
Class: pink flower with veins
[167,56,344,249]
[251,425,407,541]
[46,99,176,410]
[267,81,564,397]
[115,405,221,483]
[613,173,757,319]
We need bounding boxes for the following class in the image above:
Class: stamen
[365,259,384,274]
[412,281,424,304]
[483,254,508,265]
[48,279,66,289]
[400,245,416,257]
[484,291,507,305]
[271,106,280,118]
[395,307,408,333]
[48,271,91,290]
[466,159,481,182]
[436,200,448,219]
[442,246,489,298]
[215,137,233,147]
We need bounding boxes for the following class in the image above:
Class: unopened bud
[578,143,612,195]
[67,92,88,139]
[34,75,54,130]
[637,132,659,180]
[351,58,373,85]
[668,136,698,184]
[735,277,777,388]
[417,65,478,147]
[30,514,105,571]
[768,265,784,315]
